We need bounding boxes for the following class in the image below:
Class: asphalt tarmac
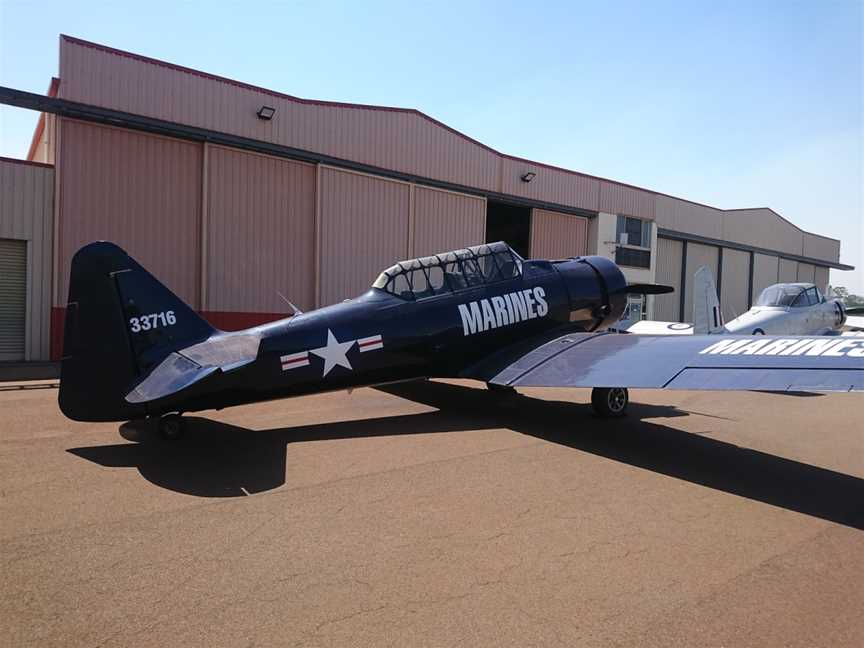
[2,379,862,647]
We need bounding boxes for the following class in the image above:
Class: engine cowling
[554,256,628,331]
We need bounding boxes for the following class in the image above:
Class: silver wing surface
[483,333,864,392]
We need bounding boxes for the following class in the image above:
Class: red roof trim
[26,115,45,161]
[1,155,54,169]
[26,78,60,161]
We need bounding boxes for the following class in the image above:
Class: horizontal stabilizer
[613,283,675,295]
[125,332,261,404]
[126,353,219,404]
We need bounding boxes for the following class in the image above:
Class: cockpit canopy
[754,283,824,308]
[372,241,524,301]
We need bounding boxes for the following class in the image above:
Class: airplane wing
[614,320,694,335]
[474,332,863,392]
[845,314,864,332]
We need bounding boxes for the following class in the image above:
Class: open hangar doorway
[485,201,531,259]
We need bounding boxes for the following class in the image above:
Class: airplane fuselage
[725,300,845,336]
[84,253,628,421]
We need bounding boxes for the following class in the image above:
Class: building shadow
[67,381,864,530]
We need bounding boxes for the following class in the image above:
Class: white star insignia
[309,329,355,377]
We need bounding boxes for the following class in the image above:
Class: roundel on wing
[668,323,693,331]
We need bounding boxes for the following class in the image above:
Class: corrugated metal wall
[655,196,723,240]
[720,248,750,322]
[58,119,202,307]
[318,167,410,306]
[59,37,499,195]
[205,146,316,313]
[654,237,683,321]
[778,258,798,283]
[796,262,815,284]
[683,243,719,322]
[752,254,779,302]
[412,186,485,257]
[803,234,840,262]
[530,209,588,260]
[0,239,27,361]
[722,209,802,255]
[598,183,655,220]
[498,159,599,213]
[55,35,846,274]
[0,158,53,361]
[814,266,830,292]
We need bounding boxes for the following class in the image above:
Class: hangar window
[615,215,652,269]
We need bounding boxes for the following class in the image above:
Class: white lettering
[699,339,750,355]
[533,287,549,317]
[848,341,864,357]
[490,296,508,327]
[458,288,551,336]
[458,303,483,336]
[503,293,516,324]
[481,300,497,330]
[511,291,528,322]
[523,289,537,318]
[779,340,812,356]
[736,339,772,355]
[756,339,798,355]
[823,340,859,357]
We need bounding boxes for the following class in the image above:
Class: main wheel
[158,414,185,440]
[591,387,629,418]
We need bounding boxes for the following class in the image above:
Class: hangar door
[530,209,588,260]
[318,167,410,306]
[412,187,485,257]
[720,248,750,322]
[0,239,26,361]
[206,147,316,314]
[654,237,683,321]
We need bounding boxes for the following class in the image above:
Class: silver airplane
[621,268,852,336]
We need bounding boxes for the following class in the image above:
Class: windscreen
[754,285,803,307]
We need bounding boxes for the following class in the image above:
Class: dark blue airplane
[59,241,864,439]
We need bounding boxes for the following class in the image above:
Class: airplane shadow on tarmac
[67,380,864,530]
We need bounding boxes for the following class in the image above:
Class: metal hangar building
[0,35,853,362]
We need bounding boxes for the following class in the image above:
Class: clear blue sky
[1,0,861,291]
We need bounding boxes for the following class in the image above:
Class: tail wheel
[158,413,185,441]
[591,387,629,418]
[752,328,765,335]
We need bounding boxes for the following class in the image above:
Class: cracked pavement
[1,379,862,647]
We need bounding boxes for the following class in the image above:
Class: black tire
[752,328,765,335]
[591,387,629,418]
[158,414,185,441]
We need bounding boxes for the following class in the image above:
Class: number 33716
[130,311,176,333]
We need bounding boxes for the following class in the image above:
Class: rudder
[692,265,725,335]
[59,242,215,421]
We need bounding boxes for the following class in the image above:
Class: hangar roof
[10,34,849,269]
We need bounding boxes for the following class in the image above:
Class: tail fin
[692,266,725,335]
[59,242,215,421]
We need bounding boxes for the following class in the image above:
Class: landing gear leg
[591,387,629,418]
[158,413,185,440]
